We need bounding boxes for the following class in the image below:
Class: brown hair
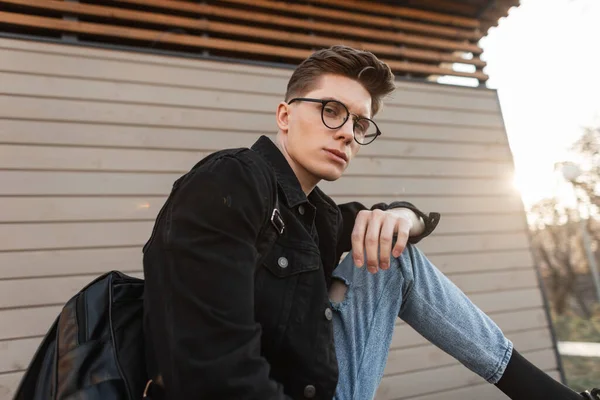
[285,45,395,116]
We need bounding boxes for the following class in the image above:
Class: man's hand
[351,208,424,274]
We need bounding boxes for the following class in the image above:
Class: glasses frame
[287,97,381,145]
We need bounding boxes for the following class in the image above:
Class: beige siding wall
[0,38,557,399]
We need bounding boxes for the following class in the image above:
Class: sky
[445,0,600,209]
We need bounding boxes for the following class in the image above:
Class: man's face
[277,74,372,186]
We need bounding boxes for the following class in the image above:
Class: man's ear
[276,102,290,134]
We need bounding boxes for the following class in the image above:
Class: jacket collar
[251,135,308,208]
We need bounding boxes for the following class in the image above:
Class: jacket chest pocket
[262,240,321,277]
[254,240,321,349]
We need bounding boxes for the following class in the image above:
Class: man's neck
[275,136,318,196]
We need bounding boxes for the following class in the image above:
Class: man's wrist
[389,208,425,236]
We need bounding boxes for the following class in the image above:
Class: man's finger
[365,211,384,273]
[392,218,412,258]
[379,216,397,270]
[351,210,369,267]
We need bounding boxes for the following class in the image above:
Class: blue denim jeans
[330,244,513,400]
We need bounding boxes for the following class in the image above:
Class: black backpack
[13,193,283,399]
[13,271,147,400]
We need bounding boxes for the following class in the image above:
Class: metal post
[579,214,600,304]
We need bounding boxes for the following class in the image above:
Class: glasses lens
[354,118,379,145]
[322,101,348,129]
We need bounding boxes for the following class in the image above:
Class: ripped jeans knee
[329,276,350,310]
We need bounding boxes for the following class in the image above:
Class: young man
[142,46,597,399]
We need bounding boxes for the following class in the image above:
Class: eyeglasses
[287,97,381,145]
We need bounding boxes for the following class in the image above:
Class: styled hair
[285,45,395,116]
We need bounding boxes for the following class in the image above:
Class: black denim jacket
[142,136,440,399]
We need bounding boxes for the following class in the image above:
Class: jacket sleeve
[151,153,290,399]
[336,201,441,256]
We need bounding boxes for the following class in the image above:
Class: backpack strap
[255,188,284,269]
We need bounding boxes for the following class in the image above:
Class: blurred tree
[528,126,599,317]
[529,198,589,316]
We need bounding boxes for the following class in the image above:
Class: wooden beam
[403,0,480,16]
[0,11,488,81]
[1,0,485,67]
[478,0,520,31]
[307,0,480,28]
[214,0,480,40]
[112,0,482,54]
[216,0,483,53]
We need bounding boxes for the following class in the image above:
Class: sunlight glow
[478,0,600,209]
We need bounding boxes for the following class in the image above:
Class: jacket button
[298,205,305,215]
[278,257,288,268]
[304,384,316,398]
[324,307,333,321]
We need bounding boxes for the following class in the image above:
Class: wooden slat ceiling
[379,0,520,32]
[0,0,520,84]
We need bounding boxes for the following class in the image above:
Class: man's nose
[335,118,354,142]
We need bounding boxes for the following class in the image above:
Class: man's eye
[355,122,367,134]
[324,107,338,116]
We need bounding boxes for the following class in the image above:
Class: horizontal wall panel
[0,71,503,119]
[444,269,538,293]
[0,144,515,178]
[0,46,499,111]
[417,233,530,254]
[0,283,542,340]
[0,39,497,99]
[0,328,552,387]
[0,247,143,280]
[0,371,23,400]
[426,250,535,274]
[384,328,552,376]
[0,268,536,310]
[0,198,525,234]
[434,288,543,315]
[333,196,526,215]
[0,38,293,77]
[0,195,526,223]
[432,214,526,234]
[392,308,551,349]
[0,126,513,162]
[0,95,505,131]
[378,105,503,128]
[0,171,177,196]
[376,348,556,399]
[0,337,40,373]
[0,308,551,373]
[0,308,550,378]
[0,120,509,146]
[324,177,514,196]
[0,197,165,223]
[386,87,500,113]
[0,71,282,114]
[0,306,62,341]
[399,370,560,400]
[0,272,143,309]
[0,171,517,197]
[0,221,152,252]
[0,49,291,95]
[0,247,534,281]
[0,96,276,132]
[0,292,552,374]
[360,140,511,161]
[0,221,529,253]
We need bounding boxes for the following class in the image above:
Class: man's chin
[316,169,344,182]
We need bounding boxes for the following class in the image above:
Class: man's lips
[324,148,348,162]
